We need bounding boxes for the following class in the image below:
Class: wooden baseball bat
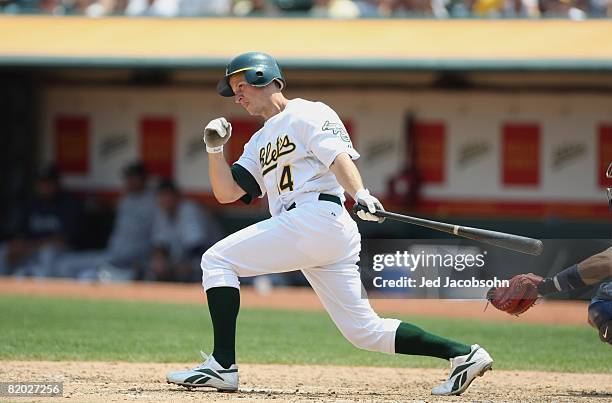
[353,205,543,256]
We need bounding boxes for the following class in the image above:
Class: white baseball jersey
[231,98,360,216]
[201,97,401,357]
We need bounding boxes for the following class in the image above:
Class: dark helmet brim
[217,76,235,97]
[216,67,264,97]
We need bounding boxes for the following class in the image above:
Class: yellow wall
[3,16,612,62]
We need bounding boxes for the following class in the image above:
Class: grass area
[0,295,610,373]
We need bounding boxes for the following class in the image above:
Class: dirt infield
[3,278,609,402]
[3,361,612,402]
[0,277,590,325]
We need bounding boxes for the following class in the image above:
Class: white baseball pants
[201,198,401,354]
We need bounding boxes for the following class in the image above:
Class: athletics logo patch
[259,134,296,176]
[322,121,351,143]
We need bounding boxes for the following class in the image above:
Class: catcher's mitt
[486,273,543,316]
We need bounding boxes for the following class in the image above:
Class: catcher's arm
[487,247,612,316]
[575,247,612,284]
[538,247,612,295]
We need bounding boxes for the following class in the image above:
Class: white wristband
[206,145,224,154]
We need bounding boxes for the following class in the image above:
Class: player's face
[229,73,264,116]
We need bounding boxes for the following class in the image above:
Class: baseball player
[166,52,493,396]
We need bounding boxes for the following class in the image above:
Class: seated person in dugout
[0,164,83,278]
[54,162,157,281]
[149,179,222,282]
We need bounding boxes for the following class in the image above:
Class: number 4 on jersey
[279,165,294,192]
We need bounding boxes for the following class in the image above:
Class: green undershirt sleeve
[230,163,262,204]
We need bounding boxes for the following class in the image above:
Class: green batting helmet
[216,52,285,97]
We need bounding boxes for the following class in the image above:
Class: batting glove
[354,189,386,223]
[203,117,232,153]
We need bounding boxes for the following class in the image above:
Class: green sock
[206,287,240,369]
[394,322,471,360]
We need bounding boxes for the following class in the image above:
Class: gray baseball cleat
[431,344,493,396]
[166,352,239,391]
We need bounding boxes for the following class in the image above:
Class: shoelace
[192,351,213,370]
